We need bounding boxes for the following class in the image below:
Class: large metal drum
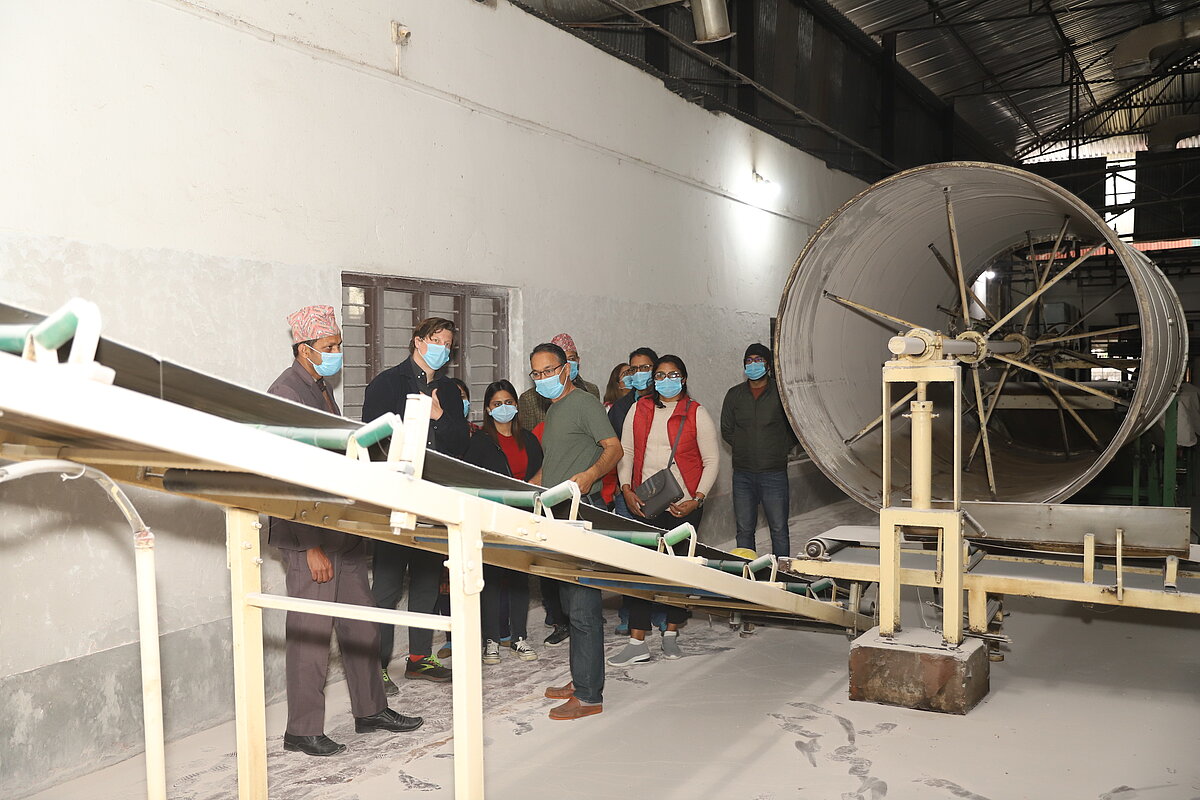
[775,162,1186,509]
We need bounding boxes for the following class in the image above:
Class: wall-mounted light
[752,170,781,201]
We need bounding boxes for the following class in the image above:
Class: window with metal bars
[341,274,510,423]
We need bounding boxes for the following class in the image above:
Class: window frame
[341,273,510,418]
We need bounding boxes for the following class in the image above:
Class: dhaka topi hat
[287,305,341,344]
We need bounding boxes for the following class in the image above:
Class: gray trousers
[283,548,387,736]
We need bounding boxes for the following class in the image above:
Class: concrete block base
[848,626,989,714]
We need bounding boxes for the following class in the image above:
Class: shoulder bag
[634,400,693,519]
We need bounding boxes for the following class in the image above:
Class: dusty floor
[30,586,1200,800]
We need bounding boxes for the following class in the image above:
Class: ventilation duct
[1147,114,1200,151]
[690,0,734,44]
[1112,14,1200,77]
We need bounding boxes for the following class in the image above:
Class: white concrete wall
[0,0,864,793]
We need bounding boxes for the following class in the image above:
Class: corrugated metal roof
[824,0,1200,158]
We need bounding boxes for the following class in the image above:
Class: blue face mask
[630,371,652,391]
[462,399,470,417]
[568,360,579,381]
[489,404,517,423]
[306,347,343,378]
[655,377,684,398]
[423,341,450,370]
[535,369,566,400]
[744,361,768,381]
[621,374,636,390]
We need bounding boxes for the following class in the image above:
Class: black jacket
[607,389,652,437]
[462,428,543,481]
[720,377,799,473]
[362,356,469,458]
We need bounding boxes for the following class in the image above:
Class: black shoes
[284,709,424,756]
[355,707,425,734]
[283,733,347,757]
[544,624,570,647]
[405,655,453,682]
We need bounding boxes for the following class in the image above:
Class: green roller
[451,487,540,508]
[538,483,577,508]
[747,554,775,573]
[597,529,661,547]
[30,305,81,351]
[785,579,834,594]
[0,324,31,354]
[706,559,750,574]
[252,425,354,449]
[662,524,694,547]
[351,415,397,448]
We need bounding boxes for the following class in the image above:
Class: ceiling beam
[924,0,1043,139]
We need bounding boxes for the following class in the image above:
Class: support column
[226,508,268,800]
[941,517,964,645]
[446,509,486,800]
[880,32,897,165]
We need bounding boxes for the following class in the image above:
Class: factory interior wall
[0,0,865,794]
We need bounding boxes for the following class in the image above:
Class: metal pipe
[162,469,355,504]
[0,460,165,800]
[690,0,733,44]
[909,399,934,510]
[1037,323,1139,346]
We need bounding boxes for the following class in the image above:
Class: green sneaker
[404,655,453,682]
[381,668,400,697]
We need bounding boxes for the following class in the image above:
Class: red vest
[631,396,704,496]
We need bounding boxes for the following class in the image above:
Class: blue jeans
[559,582,604,703]
[733,469,791,557]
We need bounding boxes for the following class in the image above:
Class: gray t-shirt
[541,387,616,488]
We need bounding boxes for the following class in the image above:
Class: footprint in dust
[922,777,991,799]
[396,770,441,791]
[505,715,533,736]
[1098,785,1181,800]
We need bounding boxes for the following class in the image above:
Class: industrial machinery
[774,162,1199,712]
[0,297,867,800]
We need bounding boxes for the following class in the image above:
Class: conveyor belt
[0,299,867,628]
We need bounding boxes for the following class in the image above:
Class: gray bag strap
[664,400,692,470]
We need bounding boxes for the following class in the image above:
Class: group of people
[267,304,798,753]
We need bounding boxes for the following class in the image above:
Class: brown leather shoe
[544,681,575,700]
[549,697,603,720]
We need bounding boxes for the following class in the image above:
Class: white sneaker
[483,639,501,665]
[607,640,651,667]
[510,637,538,661]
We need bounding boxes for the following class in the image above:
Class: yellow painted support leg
[878,511,902,636]
[1083,533,1095,584]
[967,587,988,634]
[941,514,964,646]
[226,508,268,800]
[446,510,486,800]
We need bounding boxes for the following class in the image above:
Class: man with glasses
[528,342,622,720]
[517,332,600,431]
[363,317,469,689]
[268,305,423,757]
[606,347,659,457]
[720,342,799,557]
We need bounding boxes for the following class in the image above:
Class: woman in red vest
[610,355,720,666]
